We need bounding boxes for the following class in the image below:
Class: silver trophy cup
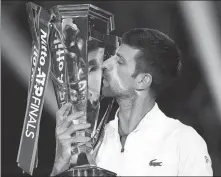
[49,4,119,176]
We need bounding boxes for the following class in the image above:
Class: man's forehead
[116,44,140,57]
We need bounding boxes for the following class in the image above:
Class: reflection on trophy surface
[69,41,105,165]
[88,46,104,107]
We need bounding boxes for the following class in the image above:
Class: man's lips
[102,72,110,86]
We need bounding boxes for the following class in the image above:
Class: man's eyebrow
[116,53,125,61]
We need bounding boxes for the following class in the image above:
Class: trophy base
[57,164,117,177]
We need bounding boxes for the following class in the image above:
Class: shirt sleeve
[176,126,213,176]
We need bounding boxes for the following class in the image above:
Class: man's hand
[51,102,91,176]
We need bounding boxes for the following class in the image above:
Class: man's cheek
[116,74,130,91]
[111,69,127,91]
[110,78,127,94]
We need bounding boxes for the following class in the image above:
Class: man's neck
[116,91,155,135]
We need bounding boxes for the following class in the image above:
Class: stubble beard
[102,82,133,99]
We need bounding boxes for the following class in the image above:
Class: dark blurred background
[2,1,221,176]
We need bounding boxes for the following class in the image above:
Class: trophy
[17,2,119,176]
[49,4,119,176]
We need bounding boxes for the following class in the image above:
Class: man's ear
[135,73,152,91]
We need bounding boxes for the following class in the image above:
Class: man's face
[102,44,140,98]
[88,47,105,103]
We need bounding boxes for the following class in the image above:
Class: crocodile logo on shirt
[205,155,211,165]
[149,159,162,167]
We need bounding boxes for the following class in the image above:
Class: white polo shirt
[95,103,213,176]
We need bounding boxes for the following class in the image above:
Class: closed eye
[117,59,124,65]
[89,66,99,72]
[116,53,125,65]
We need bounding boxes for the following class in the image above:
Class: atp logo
[149,159,162,167]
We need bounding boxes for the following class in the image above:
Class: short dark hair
[122,28,181,97]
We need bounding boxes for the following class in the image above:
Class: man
[51,28,213,176]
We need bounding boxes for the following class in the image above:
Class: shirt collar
[109,103,164,133]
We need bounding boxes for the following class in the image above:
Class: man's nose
[102,56,114,72]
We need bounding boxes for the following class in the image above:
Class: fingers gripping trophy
[16,2,119,177]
